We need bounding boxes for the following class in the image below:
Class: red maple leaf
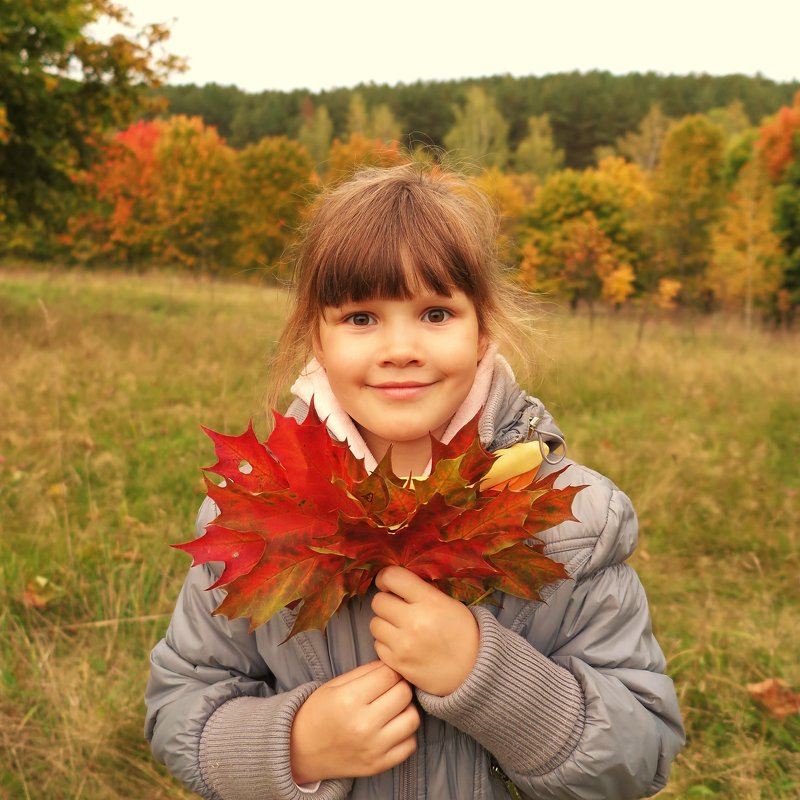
[174,403,584,638]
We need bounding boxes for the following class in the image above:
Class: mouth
[369,381,433,399]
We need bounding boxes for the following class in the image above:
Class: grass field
[1,267,798,799]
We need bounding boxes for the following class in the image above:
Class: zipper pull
[527,414,567,466]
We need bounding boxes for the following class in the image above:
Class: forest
[155,71,800,167]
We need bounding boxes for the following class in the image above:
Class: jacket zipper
[397,749,416,799]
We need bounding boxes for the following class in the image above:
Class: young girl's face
[314,289,488,470]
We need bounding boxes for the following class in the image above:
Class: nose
[377,319,424,367]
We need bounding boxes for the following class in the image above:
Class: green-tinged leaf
[415,453,473,507]
[487,542,569,599]
[287,570,368,639]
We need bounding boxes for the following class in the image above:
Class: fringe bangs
[303,173,488,311]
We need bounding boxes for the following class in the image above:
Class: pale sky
[91,0,800,93]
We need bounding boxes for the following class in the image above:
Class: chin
[375,426,437,446]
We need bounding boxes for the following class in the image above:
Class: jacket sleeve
[417,474,685,800]
[144,498,352,800]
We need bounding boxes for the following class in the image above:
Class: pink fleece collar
[289,343,499,475]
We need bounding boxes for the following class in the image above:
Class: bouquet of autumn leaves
[174,404,585,639]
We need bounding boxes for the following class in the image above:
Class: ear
[477,332,489,362]
[311,330,324,368]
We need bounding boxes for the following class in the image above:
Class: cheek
[323,354,365,398]
[449,337,483,380]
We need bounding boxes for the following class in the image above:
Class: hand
[370,566,480,696]
[290,661,420,784]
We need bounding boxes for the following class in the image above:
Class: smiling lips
[370,381,434,399]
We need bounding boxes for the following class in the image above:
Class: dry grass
[1,268,798,798]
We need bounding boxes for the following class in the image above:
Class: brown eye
[423,308,451,324]
[346,312,375,326]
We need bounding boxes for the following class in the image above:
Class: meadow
[0,268,797,799]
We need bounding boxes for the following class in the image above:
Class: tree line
[155,72,800,169]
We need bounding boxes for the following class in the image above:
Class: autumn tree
[0,0,179,243]
[298,99,333,165]
[346,93,370,137]
[345,93,402,143]
[527,157,650,263]
[520,157,648,313]
[370,104,402,143]
[72,116,240,272]
[757,90,800,313]
[708,157,782,328]
[523,211,634,319]
[151,117,239,270]
[615,103,671,172]
[235,137,315,273]
[472,168,530,261]
[68,119,161,264]
[707,100,751,140]
[444,86,509,170]
[650,115,726,303]
[513,115,564,180]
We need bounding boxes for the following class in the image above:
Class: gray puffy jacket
[145,367,685,800]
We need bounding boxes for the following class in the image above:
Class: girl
[145,164,685,800]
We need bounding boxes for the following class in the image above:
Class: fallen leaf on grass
[21,576,61,610]
[747,678,800,719]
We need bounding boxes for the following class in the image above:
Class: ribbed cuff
[198,686,353,800]
[416,606,586,776]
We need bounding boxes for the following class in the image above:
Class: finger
[382,698,421,741]
[349,661,404,703]
[375,566,434,602]
[373,639,396,673]
[371,590,409,627]
[381,734,417,770]
[366,677,414,724]
[326,660,384,688]
[370,614,400,645]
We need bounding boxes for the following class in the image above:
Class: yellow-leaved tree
[650,115,726,305]
[151,116,239,271]
[444,86,509,170]
[513,115,564,181]
[472,168,533,262]
[235,138,315,275]
[708,157,782,328]
[298,98,333,166]
[519,157,649,316]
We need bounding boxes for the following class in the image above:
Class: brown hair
[265,163,539,415]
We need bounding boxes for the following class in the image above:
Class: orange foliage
[151,116,237,269]
[656,278,682,310]
[522,210,634,308]
[69,119,161,262]
[756,91,800,182]
[71,117,317,273]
